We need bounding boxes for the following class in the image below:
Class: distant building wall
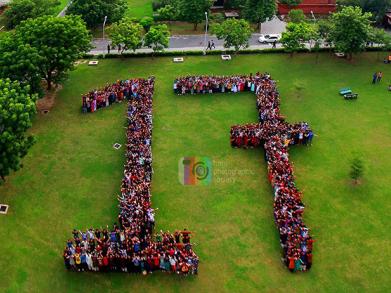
[278,0,336,15]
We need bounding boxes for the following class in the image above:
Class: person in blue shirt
[80,253,87,271]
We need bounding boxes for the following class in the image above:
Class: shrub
[140,16,154,31]
[350,157,364,184]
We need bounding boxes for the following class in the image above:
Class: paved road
[91,34,284,55]
[90,16,287,55]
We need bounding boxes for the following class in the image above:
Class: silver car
[258,34,281,44]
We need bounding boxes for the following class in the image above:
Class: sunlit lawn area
[0,53,390,292]
[55,0,69,14]
[125,0,153,19]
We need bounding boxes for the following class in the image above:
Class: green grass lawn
[55,0,70,14]
[125,0,153,19]
[0,53,390,292]
[0,0,69,33]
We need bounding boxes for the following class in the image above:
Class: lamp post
[310,11,316,22]
[103,16,108,56]
[203,11,208,55]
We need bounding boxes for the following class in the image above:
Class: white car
[258,34,281,44]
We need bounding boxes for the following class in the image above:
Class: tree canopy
[67,0,127,28]
[337,0,391,24]
[140,16,154,32]
[368,27,391,50]
[0,79,37,182]
[288,9,306,23]
[144,24,170,54]
[4,0,60,29]
[281,22,316,55]
[15,16,91,90]
[212,18,252,53]
[242,0,276,29]
[329,6,372,59]
[157,4,176,21]
[0,33,42,95]
[177,0,213,30]
[109,18,143,53]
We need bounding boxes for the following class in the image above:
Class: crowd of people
[81,79,142,113]
[175,73,314,272]
[66,78,199,274]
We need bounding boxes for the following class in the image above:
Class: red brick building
[278,0,336,15]
[212,0,336,15]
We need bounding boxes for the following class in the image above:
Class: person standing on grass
[63,250,71,270]
[288,256,295,272]
[74,253,81,271]
[372,72,378,84]
[80,252,87,271]
[377,71,383,83]
[107,44,111,54]
[86,252,93,271]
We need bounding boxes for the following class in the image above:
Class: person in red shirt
[288,256,295,272]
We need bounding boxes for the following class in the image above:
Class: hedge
[84,47,389,59]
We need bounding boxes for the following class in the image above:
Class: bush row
[84,47,389,59]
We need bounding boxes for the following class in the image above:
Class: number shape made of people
[174,73,315,272]
[64,77,199,275]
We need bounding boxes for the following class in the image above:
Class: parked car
[258,34,281,44]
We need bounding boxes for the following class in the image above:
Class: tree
[368,27,391,60]
[337,0,391,24]
[109,18,143,53]
[350,157,364,184]
[15,16,92,90]
[4,0,60,29]
[0,79,37,182]
[281,22,316,56]
[212,18,252,54]
[140,16,154,32]
[177,0,213,30]
[224,0,243,8]
[330,6,372,60]
[242,0,276,30]
[157,4,176,22]
[288,9,306,23]
[0,32,42,95]
[67,0,127,28]
[317,19,332,44]
[144,24,170,55]
[368,27,391,48]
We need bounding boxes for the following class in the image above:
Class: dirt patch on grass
[36,85,63,113]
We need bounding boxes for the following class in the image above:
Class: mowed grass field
[0,53,390,292]
[125,0,153,19]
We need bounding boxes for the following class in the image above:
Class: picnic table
[344,93,358,100]
[339,88,352,95]
[339,88,358,100]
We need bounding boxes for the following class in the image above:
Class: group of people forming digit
[81,79,137,113]
[175,73,314,272]
[65,77,199,275]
